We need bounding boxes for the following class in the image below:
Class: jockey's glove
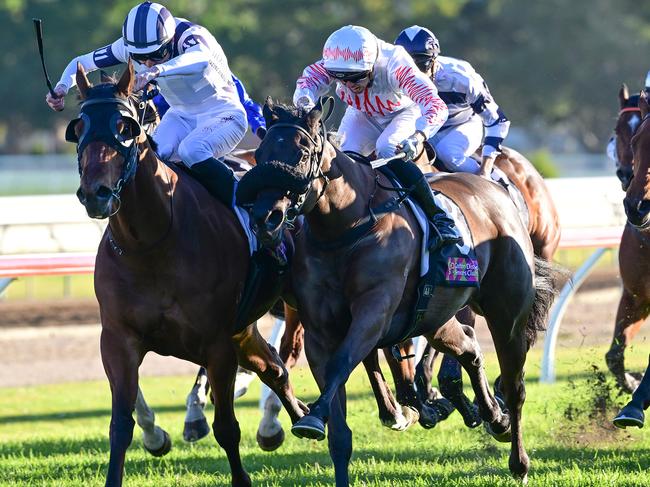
[295,96,315,111]
[45,84,68,112]
[134,67,160,92]
[397,131,425,160]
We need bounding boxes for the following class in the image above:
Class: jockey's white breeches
[338,105,420,159]
[153,107,247,166]
[429,115,484,173]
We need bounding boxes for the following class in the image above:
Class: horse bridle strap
[66,95,143,197]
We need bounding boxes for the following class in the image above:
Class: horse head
[623,91,650,229]
[66,61,145,219]
[615,84,642,191]
[236,97,334,245]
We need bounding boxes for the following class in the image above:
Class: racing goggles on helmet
[130,41,172,63]
[326,69,371,83]
[412,54,434,73]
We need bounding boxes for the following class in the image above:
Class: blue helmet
[394,26,440,72]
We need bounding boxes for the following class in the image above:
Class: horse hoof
[257,427,285,451]
[291,415,326,441]
[183,417,211,443]
[145,430,172,457]
[484,420,512,443]
[613,404,645,429]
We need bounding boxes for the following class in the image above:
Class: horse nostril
[639,199,650,216]
[96,186,114,200]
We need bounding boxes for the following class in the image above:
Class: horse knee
[212,419,242,448]
[110,414,135,451]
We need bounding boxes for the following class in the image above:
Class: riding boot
[190,157,237,209]
[410,176,464,250]
[386,157,463,250]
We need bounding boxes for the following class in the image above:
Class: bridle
[65,88,174,254]
[262,99,335,224]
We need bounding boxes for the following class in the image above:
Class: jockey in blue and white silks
[45,1,247,209]
[395,26,511,185]
[293,25,461,250]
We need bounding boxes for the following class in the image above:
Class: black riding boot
[190,157,237,208]
[386,157,463,250]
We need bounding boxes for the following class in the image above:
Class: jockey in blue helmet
[395,26,511,184]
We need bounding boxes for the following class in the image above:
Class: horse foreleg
[328,386,352,487]
[414,343,438,403]
[234,324,306,451]
[362,349,418,431]
[183,367,211,442]
[100,328,142,487]
[606,289,650,392]
[206,344,251,487]
[278,305,304,369]
[292,295,393,442]
[135,387,172,456]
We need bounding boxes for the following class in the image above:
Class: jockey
[293,25,462,250]
[45,1,247,209]
[395,26,511,185]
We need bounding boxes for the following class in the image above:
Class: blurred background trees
[2,0,649,154]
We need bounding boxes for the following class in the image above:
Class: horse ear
[116,60,135,97]
[263,97,280,126]
[305,98,324,132]
[619,84,629,108]
[640,91,649,118]
[75,62,91,100]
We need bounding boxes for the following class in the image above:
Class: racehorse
[237,98,558,485]
[67,61,305,487]
[608,89,650,392]
[409,142,562,423]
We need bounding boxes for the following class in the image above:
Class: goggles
[326,69,371,83]
[130,42,172,63]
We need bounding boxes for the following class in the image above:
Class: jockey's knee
[442,154,480,174]
[154,140,175,162]
[178,139,214,167]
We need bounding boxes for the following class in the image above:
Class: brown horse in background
[67,62,305,487]
[238,99,558,485]
[608,88,650,392]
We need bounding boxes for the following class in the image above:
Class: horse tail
[525,256,565,347]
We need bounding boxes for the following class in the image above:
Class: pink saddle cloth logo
[445,257,479,283]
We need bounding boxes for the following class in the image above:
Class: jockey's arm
[465,70,511,161]
[232,74,265,136]
[390,52,448,141]
[55,38,128,94]
[293,60,334,111]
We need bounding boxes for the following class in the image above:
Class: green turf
[1,345,649,486]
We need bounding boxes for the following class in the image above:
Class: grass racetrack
[1,346,650,486]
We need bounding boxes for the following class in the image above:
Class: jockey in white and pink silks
[45,1,246,209]
[293,25,462,249]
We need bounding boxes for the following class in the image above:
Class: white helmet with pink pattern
[322,25,378,73]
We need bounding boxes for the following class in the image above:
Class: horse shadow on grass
[5,433,650,485]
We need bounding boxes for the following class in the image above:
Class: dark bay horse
[409,142,562,423]
[608,89,650,392]
[237,99,557,485]
[67,61,305,487]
